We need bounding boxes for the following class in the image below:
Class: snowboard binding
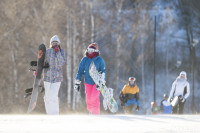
[29,61,49,71]
[25,55,49,98]
[24,85,45,98]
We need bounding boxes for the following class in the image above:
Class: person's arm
[119,85,127,106]
[74,58,85,92]
[56,49,66,67]
[184,83,190,99]
[168,81,176,101]
[46,49,54,69]
[136,85,140,107]
[119,91,125,106]
[136,93,140,105]
[76,58,85,81]
[44,49,50,68]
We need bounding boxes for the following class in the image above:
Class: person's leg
[179,101,185,114]
[91,84,100,114]
[44,81,51,114]
[123,106,132,114]
[44,82,61,115]
[172,105,178,114]
[130,104,135,113]
[48,82,61,114]
[85,83,93,114]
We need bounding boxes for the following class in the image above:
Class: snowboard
[24,60,49,98]
[27,44,46,113]
[171,96,179,107]
[89,61,118,113]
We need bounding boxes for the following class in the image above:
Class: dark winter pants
[172,100,186,114]
[123,104,135,114]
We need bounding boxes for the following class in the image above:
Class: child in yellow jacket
[119,77,140,114]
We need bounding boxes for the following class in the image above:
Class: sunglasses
[51,41,59,45]
[87,48,98,53]
[129,77,135,81]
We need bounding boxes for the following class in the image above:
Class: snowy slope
[0,115,199,133]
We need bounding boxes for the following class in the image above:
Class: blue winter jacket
[161,99,172,114]
[76,56,106,85]
[125,99,140,107]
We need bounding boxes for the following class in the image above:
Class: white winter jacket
[169,77,190,100]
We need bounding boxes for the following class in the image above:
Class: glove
[43,62,49,68]
[167,98,172,102]
[96,82,106,91]
[136,106,140,111]
[74,79,81,92]
[180,97,185,102]
[33,71,37,77]
[54,45,60,53]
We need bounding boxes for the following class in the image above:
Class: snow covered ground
[0,115,199,133]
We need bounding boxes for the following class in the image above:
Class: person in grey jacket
[168,71,190,114]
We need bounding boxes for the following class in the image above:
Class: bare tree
[115,0,124,94]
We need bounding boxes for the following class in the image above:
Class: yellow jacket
[119,83,140,106]
[122,83,139,95]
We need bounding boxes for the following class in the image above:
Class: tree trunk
[90,2,95,43]
[72,21,80,110]
[166,25,169,91]
[66,13,72,109]
[81,1,86,54]
[115,0,123,94]
[140,10,145,107]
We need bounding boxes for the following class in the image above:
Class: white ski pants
[44,81,61,115]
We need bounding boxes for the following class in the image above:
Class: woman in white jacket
[168,71,190,114]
